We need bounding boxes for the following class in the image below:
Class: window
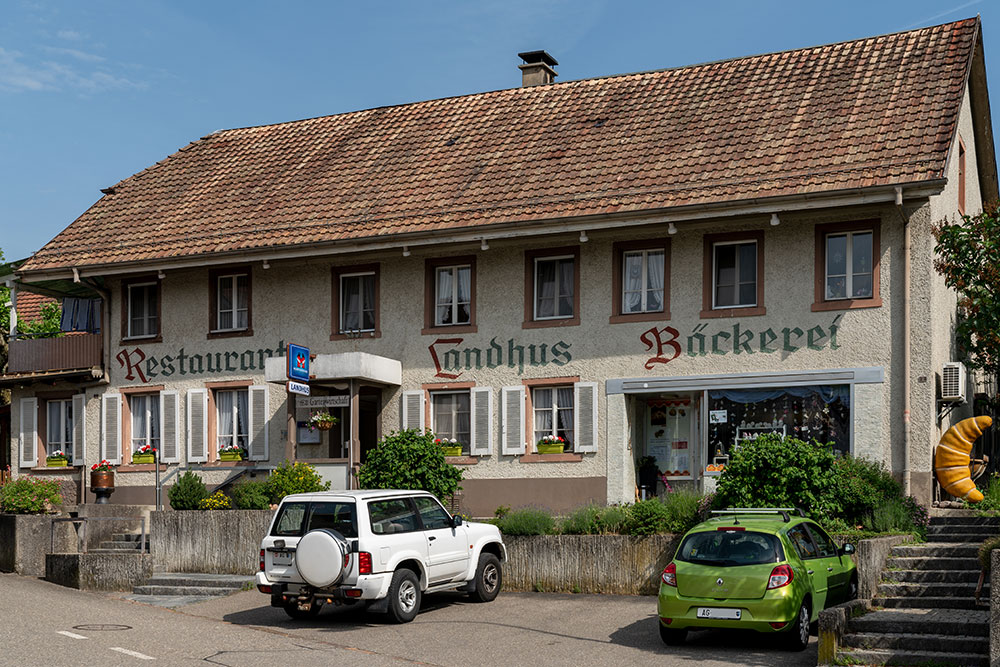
[211,269,251,335]
[431,391,470,453]
[369,498,419,534]
[127,282,158,338]
[435,265,472,326]
[786,525,819,560]
[813,221,881,311]
[412,496,453,529]
[532,386,574,448]
[534,256,575,320]
[130,394,160,453]
[271,501,358,538]
[622,249,665,314]
[805,523,838,558]
[332,264,380,339]
[216,388,248,451]
[701,232,765,318]
[46,399,73,459]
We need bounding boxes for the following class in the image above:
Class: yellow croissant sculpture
[935,416,992,502]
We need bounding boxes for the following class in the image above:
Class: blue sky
[1,0,996,262]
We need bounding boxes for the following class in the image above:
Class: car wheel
[387,568,421,623]
[283,602,321,620]
[470,553,502,603]
[658,622,687,646]
[786,602,810,651]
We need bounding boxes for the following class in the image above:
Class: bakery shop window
[641,396,699,486]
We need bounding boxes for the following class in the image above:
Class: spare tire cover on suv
[295,529,348,587]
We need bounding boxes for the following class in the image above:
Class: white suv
[256,489,506,623]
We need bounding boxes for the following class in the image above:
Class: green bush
[264,461,330,503]
[627,498,672,535]
[168,471,208,510]
[357,429,462,502]
[831,456,901,522]
[560,504,600,534]
[230,481,271,510]
[493,508,556,535]
[978,535,1000,571]
[0,477,62,514]
[596,505,631,534]
[977,473,1000,512]
[661,490,703,533]
[863,496,914,533]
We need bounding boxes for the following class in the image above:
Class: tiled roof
[14,291,55,326]
[22,18,979,273]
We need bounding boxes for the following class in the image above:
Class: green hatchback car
[657,508,857,651]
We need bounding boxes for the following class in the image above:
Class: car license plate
[271,550,293,565]
[697,607,741,620]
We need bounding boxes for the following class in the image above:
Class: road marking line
[57,631,89,640]
[110,647,155,660]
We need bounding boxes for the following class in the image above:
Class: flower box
[535,443,565,454]
[132,453,155,464]
[219,451,243,462]
[441,446,463,457]
[45,457,68,467]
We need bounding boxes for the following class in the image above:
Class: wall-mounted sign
[287,381,310,396]
[709,410,728,424]
[429,336,572,379]
[299,396,350,409]
[287,343,310,382]
[115,340,286,384]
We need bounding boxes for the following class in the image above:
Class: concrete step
[840,631,989,654]
[847,608,989,638]
[891,544,979,558]
[882,569,984,584]
[928,515,1000,526]
[99,541,146,551]
[875,582,986,599]
[110,533,149,543]
[132,585,242,596]
[871,596,988,610]
[885,556,980,571]
[837,647,988,666]
[922,532,999,543]
[145,573,254,589]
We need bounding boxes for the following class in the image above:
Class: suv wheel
[283,602,321,620]
[658,623,687,646]
[470,553,502,603]
[786,602,810,651]
[387,569,421,623]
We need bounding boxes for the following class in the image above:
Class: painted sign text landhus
[430,337,572,379]
[116,341,286,383]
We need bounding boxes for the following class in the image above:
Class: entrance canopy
[264,351,401,386]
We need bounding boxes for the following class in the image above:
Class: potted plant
[133,444,156,464]
[434,437,463,457]
[536,435,566,454]
[219,444,246,462]
[90,459,115,504]
[46,450,69,467]
[308,411,339,431]
[637,455,660,491]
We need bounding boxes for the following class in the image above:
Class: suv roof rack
[709,507,805,523]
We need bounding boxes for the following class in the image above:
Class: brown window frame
[812,220,882,312]
[422,256,477,335]
[35,390,76,467]
[701,231,766,319]
[119,385,165,467]
[331,263,381,340]
[120,275,162,344]
[206,380,253,463]
[611,238,671,323]
[520,376,583,462]
[208,266,253,339]
[958,136,966,215]
[523,246,581,329]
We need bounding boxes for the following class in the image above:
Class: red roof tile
[14,291,56,325]
[21,18,979,273]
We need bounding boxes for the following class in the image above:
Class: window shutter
[573,382,599,453]
[159,390,180,463]
[187,389,208,463]
[72,393,86,466]
[401,390,425,431]
[501,386,525,455]
[100,393,122,465]
[248,385,269,461]
[470,387,493,456]
[18,398,38,468]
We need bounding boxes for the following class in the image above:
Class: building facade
[3,20,996,515]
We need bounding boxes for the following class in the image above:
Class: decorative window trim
[610,238,671,323]
[120,390,163,465]
[208,266,253,339]
[422,256,478,335]
[120,276,162,343]
[812,220,882,312]
[331,263,381,340]
[206,380,253,462]
[523,246,581,329]
[521,376,582,461]
[38,391,75,464]
[701,231,766,319]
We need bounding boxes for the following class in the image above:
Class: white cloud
[42,46,106,63]
[56,29,84,41]
[0,45,144,93]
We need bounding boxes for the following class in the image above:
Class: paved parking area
[178,589,819,667]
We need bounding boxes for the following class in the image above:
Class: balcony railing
[7,334,103,374]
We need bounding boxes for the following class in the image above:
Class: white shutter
[100,393,122,465]
[573,382,598,453]
[71,393,86,466]
[18,397,38,468]
[501,386,525,455]
[159,390,180,463]
[470,387,493,456]
[248,385,269,461]
[187,389,208,463]
[401,390,425,431]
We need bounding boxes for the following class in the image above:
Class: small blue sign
[287,343,310,382]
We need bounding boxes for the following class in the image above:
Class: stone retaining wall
[0,514,78,576]
[991,550,999,667]
[45,553,152,591]
[151,509,274,574]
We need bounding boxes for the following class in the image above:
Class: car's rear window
[676,529,785,566]
[271,501,358,538]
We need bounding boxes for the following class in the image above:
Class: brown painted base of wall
[85,485,161,506]
[459,477,607,517]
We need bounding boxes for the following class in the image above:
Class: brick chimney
[518,50,558,87]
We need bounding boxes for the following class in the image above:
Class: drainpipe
[896,187,912,497]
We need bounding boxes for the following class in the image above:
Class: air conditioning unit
[941,362,967,403]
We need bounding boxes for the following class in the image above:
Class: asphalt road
[2,573,818,666]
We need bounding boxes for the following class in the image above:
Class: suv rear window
[676,530,785,566]
[271,501,358,538]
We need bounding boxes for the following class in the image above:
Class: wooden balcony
[7,334,103,374]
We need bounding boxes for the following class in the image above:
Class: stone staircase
[91,531,149,553]
[837,515,997,666]
[126,572,255,608]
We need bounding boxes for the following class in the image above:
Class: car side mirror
[840,543,856,555]
[452,515,464,527]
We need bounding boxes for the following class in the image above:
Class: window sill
[330,331,381,341]
[445,456,478,465]
[120,335,162,344]
[421,324,478,335]
[30,466,81,473]
[118,463,169,472]
[811,297,882,312]
[520,453,584,463]
[609,311,671,324]
[699,306,766,319]
[521,317,581,330]
[208,328,253,339]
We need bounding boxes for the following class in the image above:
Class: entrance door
[643,394,699,486]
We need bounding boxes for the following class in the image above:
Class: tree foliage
[18,301,62,337]
[358,429,463,501]
[934,203,1000,378]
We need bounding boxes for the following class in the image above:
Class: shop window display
[707,385,851,460]
[645,398,694,478]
